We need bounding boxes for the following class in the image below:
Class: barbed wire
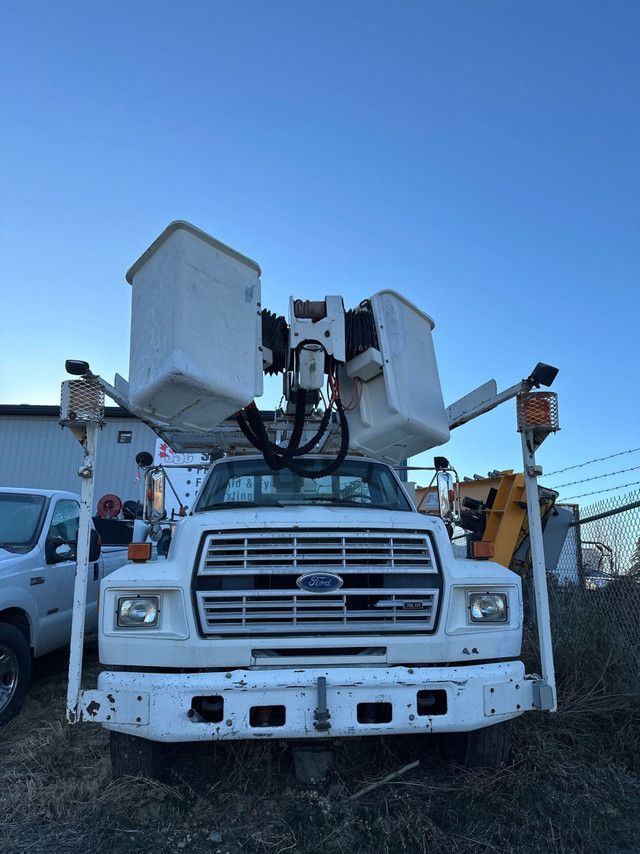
[562,480,640,502]
[546,447,640,477]
[552,464,640,489]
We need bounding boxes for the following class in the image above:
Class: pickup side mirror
[45,537,76,564]
[45,529,101,563]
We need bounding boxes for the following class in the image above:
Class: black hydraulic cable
[286,399,350,479]
[236,392,306,460]
[236,392,334,461]
[244,404,288,471]
[286,388,307,453]
[292,405,333,456]
[235,409,263,452]
[235,398,347,477]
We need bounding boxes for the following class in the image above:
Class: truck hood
[189,505,436,530]
[0,548,28,571]
[168,505,448,561]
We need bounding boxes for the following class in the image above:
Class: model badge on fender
[296,573,344,593]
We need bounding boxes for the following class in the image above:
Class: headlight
[117,596,160,628]
[468,592,507,622]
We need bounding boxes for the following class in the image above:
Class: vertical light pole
[60,369,104,723]
[517,391,560,712]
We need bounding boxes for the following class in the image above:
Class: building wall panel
[0,411,158,511]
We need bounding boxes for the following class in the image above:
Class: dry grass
[1,637,639,854]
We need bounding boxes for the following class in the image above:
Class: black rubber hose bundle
[235,392,349,479]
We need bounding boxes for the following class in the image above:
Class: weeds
[1,634,639,854]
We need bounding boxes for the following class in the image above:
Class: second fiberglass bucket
[126,221,263,430]
[340,290,450,464]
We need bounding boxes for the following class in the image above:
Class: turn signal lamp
[516,392,559,432]
[128,542,152,563]
[473,542,495,560]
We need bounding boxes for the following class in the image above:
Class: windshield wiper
[198,501,283,511]
[300,497,375,507]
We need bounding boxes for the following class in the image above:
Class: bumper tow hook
[313,676,331,731]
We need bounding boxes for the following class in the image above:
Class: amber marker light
[472,541,495,560]
[128,542,152,563]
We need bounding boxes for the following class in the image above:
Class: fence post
[573,506,587,591]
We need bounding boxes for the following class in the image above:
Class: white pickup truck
[0,488,128,724]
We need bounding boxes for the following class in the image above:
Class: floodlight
[65,359,90,376]
[527,363,559,388]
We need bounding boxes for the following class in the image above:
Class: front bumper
[88,661,536,741]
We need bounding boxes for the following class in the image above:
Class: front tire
[439,720,512,769]
[110,730,166,780]
[0,623,32,725]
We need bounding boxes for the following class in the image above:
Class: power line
[552,464,640,489]
[562,480,640,502]
[546,447,640,477]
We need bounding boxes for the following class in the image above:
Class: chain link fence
[549,489,640,696]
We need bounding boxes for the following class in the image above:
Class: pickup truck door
[42,497,100,650]
[27,498,79,655]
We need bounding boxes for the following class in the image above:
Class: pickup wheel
[438,720,512,769]
[0,623,32,725]
[109,730,166,780]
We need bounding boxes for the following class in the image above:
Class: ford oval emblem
[296,572,344,593]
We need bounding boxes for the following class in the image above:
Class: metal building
[0,405,159,512]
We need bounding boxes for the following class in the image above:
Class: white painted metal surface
[289,296,346,362]
[66,423,99,723]
[126,221,263,430]
[446,379,530,429]
[97,661,530,740]
[340,291,450,464]
[521,429,557,711]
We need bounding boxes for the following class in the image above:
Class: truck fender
[0,588,39,652]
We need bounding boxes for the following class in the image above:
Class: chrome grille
[200,530,435,572]
[196,590,439,634]
[195,528,440,636]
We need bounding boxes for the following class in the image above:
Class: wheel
[109,730,166,780]
[464,720,512,768]
[0,623,32,725]
[438,720,512,769]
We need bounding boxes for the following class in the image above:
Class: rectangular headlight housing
[468,592,507,622]
[117,596,160,628]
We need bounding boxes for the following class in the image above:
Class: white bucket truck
[62,222,560,781]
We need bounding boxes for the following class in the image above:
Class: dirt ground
[1,639,639,854]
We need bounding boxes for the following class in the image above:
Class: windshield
[196,458,413,513]
[0,493,48,553]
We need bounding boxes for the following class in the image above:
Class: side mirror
[89,529,101,562]
[46,537,76,564]
[144,469,166,524]
[436,471,455,523]
[46,530,100,563]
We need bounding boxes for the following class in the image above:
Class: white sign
[153,439,210,516]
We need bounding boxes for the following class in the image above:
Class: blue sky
[1,1,639,504]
